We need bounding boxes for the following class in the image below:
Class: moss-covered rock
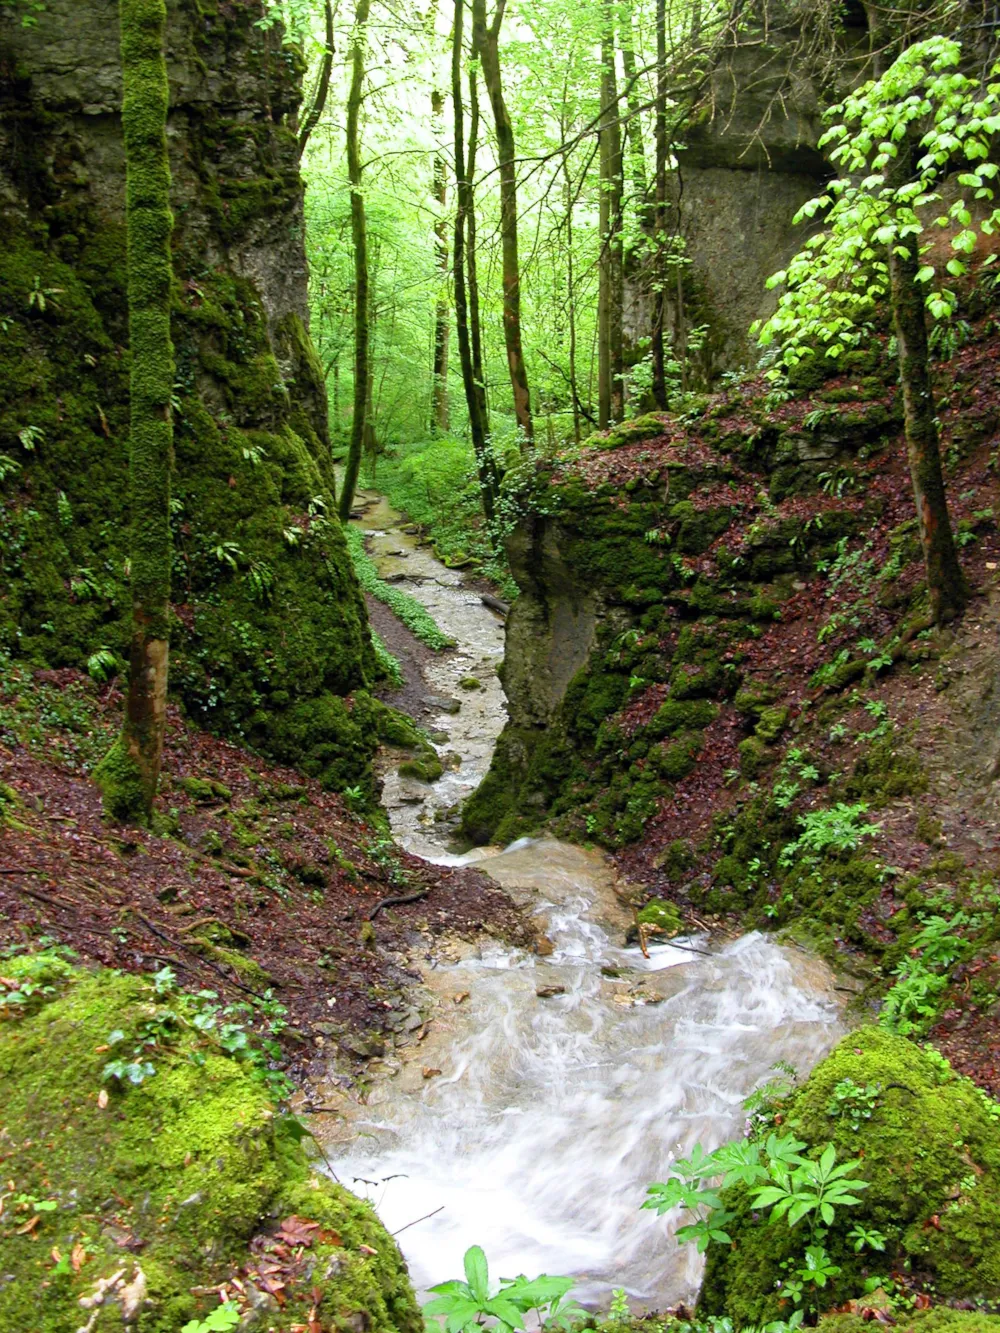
[700,1028,1000,1326]
[0,951,421,1333]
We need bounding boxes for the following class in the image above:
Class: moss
[0,954,421,1333]
[651,730,704,780]
[636,898,683,934]
[175,775,232,802]
[821,1314,1000,1333]
[92,734,150,824]
[398,754,444,783]
[700,1028,1000,1326]
[734,680,781,715]
[596,412,668,450]
[755,704,790,743]
[648,697,719,739]
[846,732,928,804]
[653,838,696,878]
[738,734,778,777]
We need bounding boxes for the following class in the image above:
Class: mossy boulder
[821,1313,1000,1333]
[700,1028,1000,1326]
[755,704,790,744]
[0,951,421,1333]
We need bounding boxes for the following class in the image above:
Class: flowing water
[322,501,846,1308]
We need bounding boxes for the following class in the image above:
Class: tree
[758,37,1000,625]
[298,0,336,155]
[453,0,500,520]
[95,0,174,823]
[431,86,451,434]
[472,0,533,445]
[650,0,669,409]
[597,0,624,427]
[337,0,372,523]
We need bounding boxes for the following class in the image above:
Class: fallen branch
[391,1205,444,1237]
[480,593,510,616]
[367,888,430,921]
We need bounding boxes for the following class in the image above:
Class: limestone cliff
[0,0,379,795]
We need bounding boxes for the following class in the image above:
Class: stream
[320,496,846,1309]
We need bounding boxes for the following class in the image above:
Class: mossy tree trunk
[338,0,372,524]
[297,0,334,156]
[452,0,499,522]
[888,237,967,625]
[473,0,533,446]
[650,0,668,410]
[96,0,174,824]
[431,88,450,435]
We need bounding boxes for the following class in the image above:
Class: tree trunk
[599,5,624,424]
[888,239,967,624]
[338,0,371,523]
[453,0,499,521]
[431,87,450,433]
[467,54,488,432]
[298,0,335,155]
[562,149,581,446]
[618,4,648,219]
[96,0,174,823]
[650,0,668,409]
[472,0,533,445]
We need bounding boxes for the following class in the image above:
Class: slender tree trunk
[562,150,581,446]
[97,0,174,823]
[598,78,611,431]
[431,87,450,433]
[298,0,335,155]
[888,239,967,624]
[467,55,488,430]
[599,5,624,423]
[453,0,499,520]
[472,0,533,445]
[650,0,668,409]
[618,4,648,218]
[338,0,371,523]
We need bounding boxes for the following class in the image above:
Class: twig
[367,888,430,921]
[0,866,43,875]
[391,1205,444,1237]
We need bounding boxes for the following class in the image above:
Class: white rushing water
[326,502,845,1309]
[328,845,843,1308]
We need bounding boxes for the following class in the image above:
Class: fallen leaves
[276,1215,321,1248]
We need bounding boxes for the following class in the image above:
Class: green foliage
[880,912,970,1035]
[181,1304,241,1333]
[344,524,454,650]
[778,803,879,867]
[423,1246,582,1333]
[700,1028,1000,1325]
[758,38,1000,370]
[0,953,422,1333]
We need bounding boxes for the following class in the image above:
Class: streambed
[321,499,846,1308]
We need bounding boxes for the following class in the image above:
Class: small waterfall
[330,846,842,1308]
[331,501,845,1308]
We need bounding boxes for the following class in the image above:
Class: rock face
[659,7,866,376]
[460,367,899,849]
[0,0,378,795]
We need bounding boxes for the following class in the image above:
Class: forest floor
[584,325,1000,1094]
[0,657,534,1084]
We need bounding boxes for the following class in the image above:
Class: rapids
[321,498,846,1309]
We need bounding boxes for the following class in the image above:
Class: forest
[2,0,1000,1330]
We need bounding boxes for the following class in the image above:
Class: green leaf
[463,1246,489,1303]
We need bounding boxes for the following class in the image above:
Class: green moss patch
[0,952,421,1333]
[700,1028,1000,1326]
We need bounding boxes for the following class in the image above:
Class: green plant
[423,1245,581,1333]
[0,453,21,482]
[87,648,118,683]
[826,1077,882,1131]
[779,803,879,867]
[344,526,454,651]
[180,1303,241,1333]
[17,424,45,451]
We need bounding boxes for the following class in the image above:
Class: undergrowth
[344,524,455,651]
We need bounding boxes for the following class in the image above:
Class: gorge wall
[0,0,380,794]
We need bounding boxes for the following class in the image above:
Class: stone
[535,984,566,999]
